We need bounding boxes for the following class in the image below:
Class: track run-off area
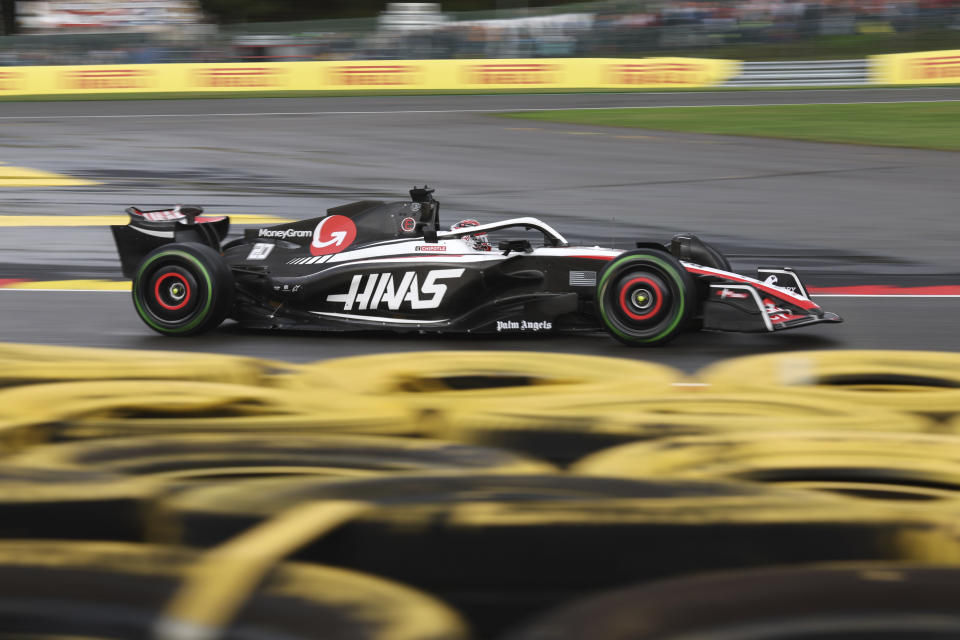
[1,87,958,368]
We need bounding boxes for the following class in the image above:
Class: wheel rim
[153,272,192,311]
[134,251,213,333]
[143,266,200,323]
[613,271,671,328]
[618,276,663,321]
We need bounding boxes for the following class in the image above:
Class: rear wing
[111,206,230,278]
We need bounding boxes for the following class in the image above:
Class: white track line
[0,99,958,120]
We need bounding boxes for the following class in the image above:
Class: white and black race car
[111,187,841,346]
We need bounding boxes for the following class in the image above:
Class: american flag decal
[569,271,596,287]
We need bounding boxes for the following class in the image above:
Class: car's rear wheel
[132,242,233,336]
[595,249,695,346]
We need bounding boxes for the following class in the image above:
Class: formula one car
[111,187,841,346]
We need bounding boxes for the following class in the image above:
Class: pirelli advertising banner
[591,57,740,89]
[0,58,740,97]
[0,63,315,95]
[318,58,738,90]
[872,49,960,85]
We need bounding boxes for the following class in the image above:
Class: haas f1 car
[111,187,841,346]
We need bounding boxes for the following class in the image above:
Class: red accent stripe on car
[0,279,29,288]
[569,255,615,261]
[685,265,818,310]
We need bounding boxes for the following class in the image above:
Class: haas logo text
[327,269,464,311]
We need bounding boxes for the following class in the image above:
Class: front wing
[686,263,842,333]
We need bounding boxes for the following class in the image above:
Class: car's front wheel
[595,249,696,347]
[132,242,234,336]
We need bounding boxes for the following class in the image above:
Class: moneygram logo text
[259,228,313,239]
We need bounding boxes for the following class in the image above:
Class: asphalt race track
[1,87,958,368]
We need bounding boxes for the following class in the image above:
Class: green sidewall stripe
[133,250,213,334]
[598,254,686,343]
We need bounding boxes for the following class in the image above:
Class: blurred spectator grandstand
[17,0,203,31]
[1,1,958,65]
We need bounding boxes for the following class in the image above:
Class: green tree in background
[197,0,559,23]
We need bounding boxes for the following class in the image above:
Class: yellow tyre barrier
[0,380,418,441]
[281,351,684,407]
[0,541,468,640]
[699,350,960,419]
[151,473,782,546]
[943,414,960,435]
[0,342,275,387]
[0,416,46,454]
[153,473,960,638]
[4,434,553,482]
[574,431,960,502]
[0,467,157,541]
[438,390,932,465]
[504,563,960,640]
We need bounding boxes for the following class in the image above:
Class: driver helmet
[451,219,492,252]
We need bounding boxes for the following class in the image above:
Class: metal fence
[724,59,871,87]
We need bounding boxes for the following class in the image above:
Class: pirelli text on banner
[872,49,960,85]
[601,58,740,88]
[458,61,569,87]
[192,66,287,90]
[0,58,740,96]
[0,70,25,93]
[326,63,427,88]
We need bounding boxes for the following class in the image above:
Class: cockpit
[324,186,568,250]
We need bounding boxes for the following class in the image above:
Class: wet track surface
[1,88,958,365]
[3,290,959,371]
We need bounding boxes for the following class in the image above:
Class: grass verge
[500,101,960,151]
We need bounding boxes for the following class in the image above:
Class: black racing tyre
[504,563,960,640]
[132,242,233,336]
[595,249,696,346]
[0,467,155,542]
[446,393,932,466]
[0,379,419,441]
[3,434,552,481]
[149,473,943,637]
[155,473,780,548]
[0,541,468,640]
[573,431,960,503]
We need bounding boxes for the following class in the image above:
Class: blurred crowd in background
[1,0,959,66]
